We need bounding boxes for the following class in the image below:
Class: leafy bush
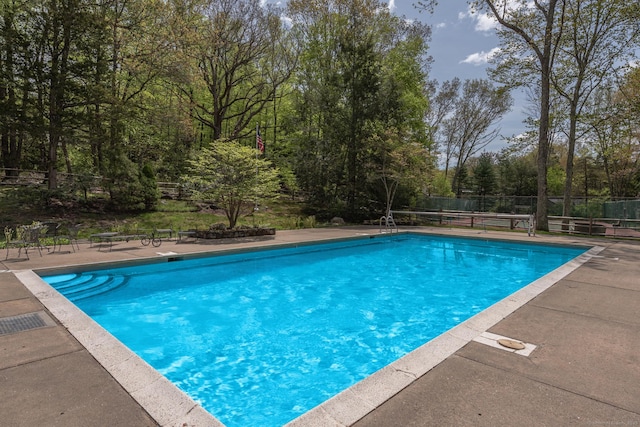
[108,158,159,212]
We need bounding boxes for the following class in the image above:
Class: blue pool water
[42,234,586,426]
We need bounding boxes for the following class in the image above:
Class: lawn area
[0,185,317,243]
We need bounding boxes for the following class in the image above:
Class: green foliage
[183,140,281,228]
[3,0,638,226]
[473,153,497,196]
[367,126,433,215]
[571,199,606,218]
[430,171,455,197]
[287,0,431,220]
[497,151,538,196]
[107,157,160,212]
[547,165,566,196]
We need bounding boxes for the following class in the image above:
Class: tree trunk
[562,99,579,217]
[0,7,21,180]
[47,0,73,190]
[533,0,562,232]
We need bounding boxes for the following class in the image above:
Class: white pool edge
[15,269,222,427]
[14,243,603,427]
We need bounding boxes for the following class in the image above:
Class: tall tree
[437,78,512,196]
[475,0,565,231]
[474,152,497,198]
[0,0,23,179]
[584,76,640,197]
[44,0,79,189]
[288,0,431,219]
[425,78,460,171]
[172,0,296,142]
[553,0,640,215]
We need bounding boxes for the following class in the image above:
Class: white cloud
[464,1,540,33]
[388,0,396,12]
[460,47,501,65]
[459,4,497,32]
[435,22,447,30]
[458,10,470,20]
[259,0,268,7]
[474,13,497,32]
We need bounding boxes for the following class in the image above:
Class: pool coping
[14,231,602,427]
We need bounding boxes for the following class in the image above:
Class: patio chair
[4,225,42,260]
[40,221,61,252]
[4,227,23,260]
[55,223,82,252]
[24,225,44,257]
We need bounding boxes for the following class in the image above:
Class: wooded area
[1,0,639,229]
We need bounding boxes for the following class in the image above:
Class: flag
[256,126,264,154]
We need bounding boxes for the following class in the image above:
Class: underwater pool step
[54,274,110,295]
[53,274,102,291]
[62,276,128,302]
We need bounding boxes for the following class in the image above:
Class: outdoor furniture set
[89,228,174,251]
[3,222,80,260]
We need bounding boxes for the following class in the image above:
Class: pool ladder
[380,213,398,234]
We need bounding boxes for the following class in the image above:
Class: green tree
[547,164,565,196]
[584,76,640,197]
[496,150,538,197]
[184,140,281,228]
[430,170,455,197]
[473,153,496,198]
[288,0,431,219]
[171,0,296,142]
[476,0,565,231]
[0,0,23,179]
[552,0,640,215]
[367,126,433,217]
[108,158,159,211]
[437,78,512,196]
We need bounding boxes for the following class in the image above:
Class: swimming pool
[41,233,587,426]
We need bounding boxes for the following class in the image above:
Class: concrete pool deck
[1,226,639,426]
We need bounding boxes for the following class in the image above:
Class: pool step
[54,274,108,292]
[52,274,128,302]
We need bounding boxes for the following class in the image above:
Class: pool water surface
[42,234,586,427]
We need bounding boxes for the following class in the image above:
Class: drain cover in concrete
[473,331,537,356]
[0,312,55,336]
[497,338,526,350]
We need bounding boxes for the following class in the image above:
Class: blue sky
[392,1,527,151]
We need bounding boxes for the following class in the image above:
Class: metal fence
[415,195,640,219]
[603,200,640,220]
[391,209,640,239]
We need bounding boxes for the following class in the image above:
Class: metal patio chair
[4,225,42,260]
[55,223,82,252]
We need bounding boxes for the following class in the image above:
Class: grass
[0,186,318,245]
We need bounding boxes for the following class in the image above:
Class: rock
[331,217,345,225]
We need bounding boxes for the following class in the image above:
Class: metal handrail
[379,214,398,234]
